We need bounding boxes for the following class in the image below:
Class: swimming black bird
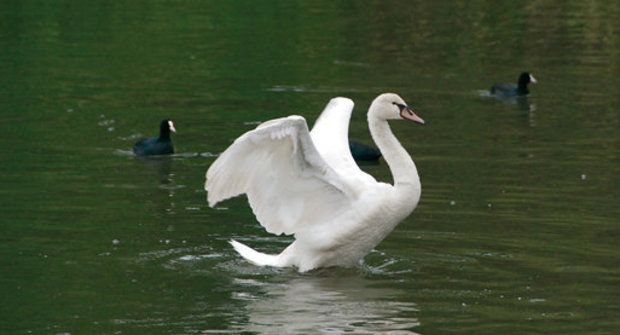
[133,119,176,156]
[349,140,381,161]
[490,72,537,97]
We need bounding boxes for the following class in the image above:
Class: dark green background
[1,1,618,334]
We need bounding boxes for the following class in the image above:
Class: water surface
[1,1,619,334]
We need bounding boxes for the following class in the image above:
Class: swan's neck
[368,115,420,188]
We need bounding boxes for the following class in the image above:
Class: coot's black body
[490,72,537,97]
[349,140,381,161]
[133,119,176,156]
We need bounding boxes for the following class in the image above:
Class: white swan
[205,93,425,272]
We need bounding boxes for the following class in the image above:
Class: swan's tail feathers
[229,240,284,267]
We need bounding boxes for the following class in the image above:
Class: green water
[1,1,619,334]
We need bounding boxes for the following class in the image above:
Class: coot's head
[160,119,176,138]
[518,72,537,86]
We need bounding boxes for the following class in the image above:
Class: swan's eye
[392,102,407,112]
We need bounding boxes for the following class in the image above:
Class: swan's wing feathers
[310,97,360,174]
[206,116,354,235]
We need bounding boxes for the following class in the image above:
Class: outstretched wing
[310,97,361,174]
[310,97,376,183]
[206,116,357,236]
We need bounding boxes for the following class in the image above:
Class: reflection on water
[478,90,536,112]
[134,156,174,184]
[478,90,538,129]
[232,273,419,334]
[133,245,419,334]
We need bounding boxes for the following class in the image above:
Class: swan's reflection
[232,273,420,334]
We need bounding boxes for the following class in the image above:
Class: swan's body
[205,93,424,272]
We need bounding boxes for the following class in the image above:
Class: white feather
[205,94,423,272]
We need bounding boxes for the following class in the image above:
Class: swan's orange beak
[400,107,425,125]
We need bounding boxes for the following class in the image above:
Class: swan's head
[369,93,425,124]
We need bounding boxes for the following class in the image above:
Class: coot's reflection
[134,156,178,215]
[134,156,174,185]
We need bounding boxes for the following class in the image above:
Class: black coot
[133,119,176,156]
[490,72,537,97]
[349,140,381,161]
